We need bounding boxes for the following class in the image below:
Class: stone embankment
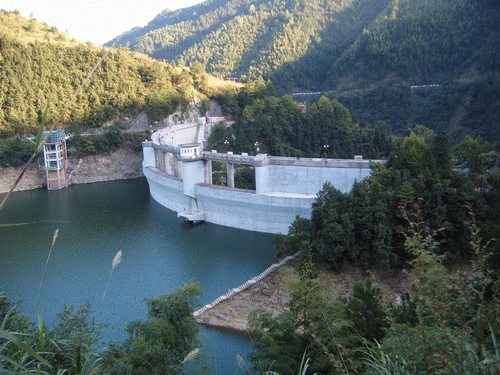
[0,148,143,194]
[194,254,299,331]
[196,263,414,333]
[0,163,46,193]
[196,271,291,332]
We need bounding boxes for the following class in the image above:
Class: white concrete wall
[145,165,313,234]
[143,167,191,213]
[266,164,369,194]
[154,123,200,146]
[182,160,206,198]
[142,142,155,168]
[255,165,269,194]
[143,150,379,234]
[195,185,314,234]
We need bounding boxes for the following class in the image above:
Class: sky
[1,0,205,45]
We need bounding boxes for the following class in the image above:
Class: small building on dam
[142,128,384,234]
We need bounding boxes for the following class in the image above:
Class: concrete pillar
[178,158,183,178]
[167,153,174,175]
[156,149,162,169]
[165,153,170,174]
[182,160,205,198]
[227,162,234,188]
[255,164,269,194]
[204,160,213,184]
[142,142,155,168]
[173,157,180,177]
[159,150,165,172]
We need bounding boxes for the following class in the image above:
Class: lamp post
[254,141,260,155]
[324,144,329,160]
[224,139,229,154]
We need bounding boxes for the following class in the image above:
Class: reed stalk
[180,348,200,365]
[102,250,122,300]
[33,228,59,311]
[237,353,251,374]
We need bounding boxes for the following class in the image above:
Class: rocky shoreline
[195,271,291,332]
[196,264,414,333]
[0,148,144,194]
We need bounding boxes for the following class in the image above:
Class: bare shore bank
[196,264,414,332]
[0,148,143,194]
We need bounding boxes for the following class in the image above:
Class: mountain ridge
[106,0,499,92]
[0,10,241,137]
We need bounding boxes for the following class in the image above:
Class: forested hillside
[110,0,498,88]
[207,89,393,159]
[0,10,396,168]
[0,11,240,137]
[109,0,390,85]
[109,0,500,142]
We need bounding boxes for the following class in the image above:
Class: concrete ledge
[177,211,205,223]
[149,139,387,169]
[145,166,182,181]
[197,183,256,194]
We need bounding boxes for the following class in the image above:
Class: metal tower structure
[42,130,68,190]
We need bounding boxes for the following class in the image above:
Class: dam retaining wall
[142,141,383,234]
[194,184,315,234]
[143,165,315,234]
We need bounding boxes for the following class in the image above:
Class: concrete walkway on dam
[152,122,205,146]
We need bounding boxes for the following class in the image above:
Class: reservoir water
[0,178,277,373]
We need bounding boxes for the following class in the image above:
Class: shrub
[0,138,35,167]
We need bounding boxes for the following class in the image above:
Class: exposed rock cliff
[0,163,46,193]
[0,148,143,194]
[66,148,143,185]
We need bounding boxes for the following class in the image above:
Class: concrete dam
[142,122,382,234]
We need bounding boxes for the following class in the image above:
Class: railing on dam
[149,142,384,169]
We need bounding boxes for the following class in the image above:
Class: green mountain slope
[109,0,499,90]
[107,0,500,142]
[328,0,499,87]
[0,11,240,137]
[109,0,390,87]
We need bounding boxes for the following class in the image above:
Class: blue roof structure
[42,130,65,143]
